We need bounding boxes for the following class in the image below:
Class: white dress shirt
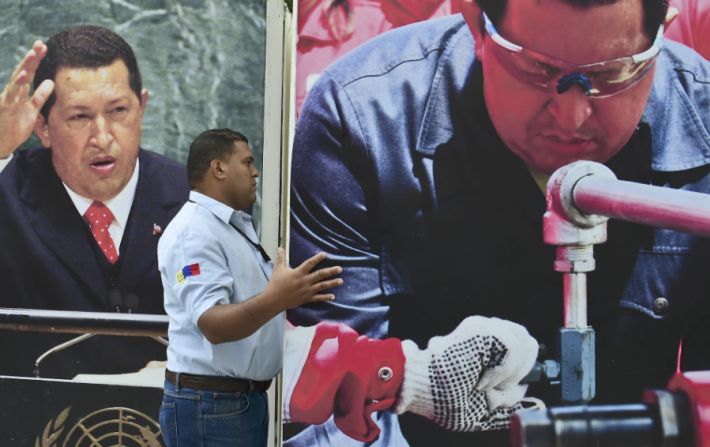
[64,160,139,252]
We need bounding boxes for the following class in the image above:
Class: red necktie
[85,201,118,263]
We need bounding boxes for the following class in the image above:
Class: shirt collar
[189,190,258,243]
[64,158,139,228]
[189,190,254,225]
[188,190,236,223]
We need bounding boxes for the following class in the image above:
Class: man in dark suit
[0,26,189,378]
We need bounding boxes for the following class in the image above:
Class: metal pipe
[511,403,658,447]
[511,389,695,447]
[553,245,594,329]
[0,308,168,338]
[572,175,710,237]
[563,273,587,328]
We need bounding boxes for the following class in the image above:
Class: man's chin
[524,160,571,177]
[527,151,608,176]
[522,137,610,174]
[79,180,126,202]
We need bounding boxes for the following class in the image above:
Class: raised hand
[0,40,55,158]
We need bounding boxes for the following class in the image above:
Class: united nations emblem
[35,406,162,447]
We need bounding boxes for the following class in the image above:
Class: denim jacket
[288,14,710,447]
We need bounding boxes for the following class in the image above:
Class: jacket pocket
[618,244,693,319]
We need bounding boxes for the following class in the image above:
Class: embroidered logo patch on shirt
[177,263,201,284]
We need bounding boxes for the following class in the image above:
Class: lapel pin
[152,223,162,235]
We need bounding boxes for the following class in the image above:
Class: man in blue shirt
[158,128,343,447]
[287,0,710,445]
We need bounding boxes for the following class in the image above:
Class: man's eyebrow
[61,104,92,112]
[61,96,131,110]
[107,96,131,105]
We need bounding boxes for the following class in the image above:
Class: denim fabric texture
[160,379,268,447]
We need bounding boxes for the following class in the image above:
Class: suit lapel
[118,151,185,293]
[19,150,108,304]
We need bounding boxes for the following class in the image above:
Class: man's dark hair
[34,25,142,121]
[476,0,669,42]
[187,128,249,188]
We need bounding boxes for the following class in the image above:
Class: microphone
[119,292,165,347]
[108,288,123,312]
[124,293,139,314]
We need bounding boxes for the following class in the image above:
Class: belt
[165,369,271,393]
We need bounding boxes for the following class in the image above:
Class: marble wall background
[0,0,268,175]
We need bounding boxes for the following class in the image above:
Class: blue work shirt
[159,191,283,381]
[288,14,710,447]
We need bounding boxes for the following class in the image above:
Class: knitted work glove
[394,316,538,432]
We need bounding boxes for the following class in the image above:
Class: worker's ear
[458,0,485,60]
[210,159,227,180]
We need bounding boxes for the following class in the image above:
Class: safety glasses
[482,12,663,98]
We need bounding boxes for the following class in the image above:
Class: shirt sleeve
[288,71,387,338]
[161,230,233,326]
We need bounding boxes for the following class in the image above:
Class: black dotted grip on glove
[429,335,520,432]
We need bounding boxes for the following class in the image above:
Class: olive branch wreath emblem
[34,406,162,447]
[35,406,71,447]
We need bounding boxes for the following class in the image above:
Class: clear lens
[489,42,656,98]
[481,11,661,98]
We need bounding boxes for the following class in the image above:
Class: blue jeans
[160,379,268,447]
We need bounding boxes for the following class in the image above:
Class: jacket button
[653,297,669,315]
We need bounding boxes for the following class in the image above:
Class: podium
[0,308,169,446]
[0,376,164,446]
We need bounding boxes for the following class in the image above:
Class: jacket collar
[118,150,185,295]
[416,16,476,156]
[642,40,710,172]
[19,148,107,302]
[19,148,186,305]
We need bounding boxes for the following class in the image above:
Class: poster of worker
[0,1,271,444]
[284,0,710,446]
